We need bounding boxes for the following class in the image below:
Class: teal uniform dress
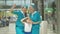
[12,10,25,34]
[29,11,41,34]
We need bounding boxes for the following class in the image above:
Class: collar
[32,11,36,15]
[20,10,25,17]
[21,10,24,14]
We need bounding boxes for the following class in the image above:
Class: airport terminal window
[0,0,30,9]
[0,1,5,5]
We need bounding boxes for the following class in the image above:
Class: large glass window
[0,0,30,9]
[0,0,5,5]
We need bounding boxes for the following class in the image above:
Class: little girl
[21,17,32,34]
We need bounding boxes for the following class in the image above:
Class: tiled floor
[0,21,57,34]
[0,26,9,34]
[9,23,16,34]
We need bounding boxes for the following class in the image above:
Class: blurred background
[0,0,60,34]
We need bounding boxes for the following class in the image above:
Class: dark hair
[21,6,28,9]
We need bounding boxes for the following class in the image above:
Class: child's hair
[23,18,28,22]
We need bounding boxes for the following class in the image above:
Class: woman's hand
[10,4,16,12]
[12,4,16,8]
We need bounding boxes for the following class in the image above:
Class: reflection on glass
[44,0,57,33]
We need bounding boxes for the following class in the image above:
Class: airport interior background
[0,0,60,34]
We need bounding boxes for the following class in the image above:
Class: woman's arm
[10,4,20,15]
[10,4,16,12]
[21,17,33,24]
[21,17,28,24]
[30,12,42,24]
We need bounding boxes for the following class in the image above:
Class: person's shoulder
[35,11,40,14]
[15,10,21,12]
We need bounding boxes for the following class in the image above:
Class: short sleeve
[12,10,20,15]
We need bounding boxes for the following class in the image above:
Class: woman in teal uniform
[10,4,28,34]
[29,3,42,34]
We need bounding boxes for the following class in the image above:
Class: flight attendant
[29,3,42,34]
[10,4,28,34]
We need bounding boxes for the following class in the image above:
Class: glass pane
[26,0,30,6]
[44,0,57,34]
[0,0,31,9]
[0,1,5,5]
[6,1,13,6]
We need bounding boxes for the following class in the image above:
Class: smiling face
[29,6,34,13]
[22,7,27,13]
